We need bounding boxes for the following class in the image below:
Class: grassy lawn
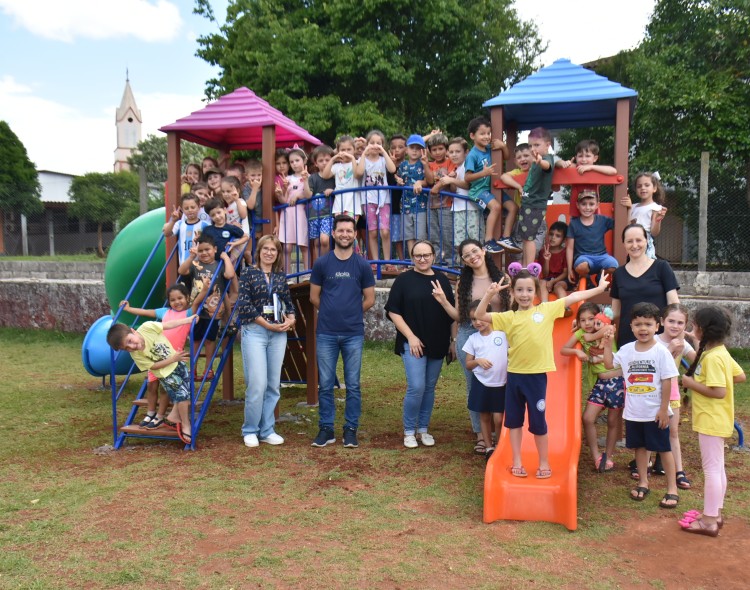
[1,328,749,589]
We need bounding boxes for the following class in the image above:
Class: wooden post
[613,98,631,264]
[698,152,709,272]
[261,126,276,237]
[165,132,181,286]
[222,346,234,401]
[490,107,506,239]
[506,121,518,169]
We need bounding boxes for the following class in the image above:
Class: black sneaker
[342,427,359,448]
[311,427,335,447]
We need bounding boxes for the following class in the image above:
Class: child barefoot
[656,304,697,490]
[119,284,197,429]
[680,306,746,536]
[561,302,624,472]
[107,315,199,445]
[463,299,508,460]
[475,262,610,478]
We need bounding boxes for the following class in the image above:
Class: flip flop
[630,486,650,501]
[510,466,528,478]
[536,468,552,479]
[163,418,178,431]
[176,422,192,445]
[595,453,614,473]
[659,493,679,509]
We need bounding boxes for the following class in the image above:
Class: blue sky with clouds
[0,0,653,176]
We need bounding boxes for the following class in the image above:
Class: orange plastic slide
[483,311,583,531]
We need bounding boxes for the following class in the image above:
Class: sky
[0,0,655,176]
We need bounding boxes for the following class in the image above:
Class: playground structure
[83,59,641,528]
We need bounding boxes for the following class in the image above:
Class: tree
[127,134,217,184]
[68,172,139,257]
[628,0,750,183]
[194,0,544,143]
[0,121,42,215]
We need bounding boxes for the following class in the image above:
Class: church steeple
[114,74,142,172]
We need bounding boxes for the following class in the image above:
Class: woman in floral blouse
[237,235,296,448]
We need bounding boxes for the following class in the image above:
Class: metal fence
[654,153,750,271]
[1,208,115,256]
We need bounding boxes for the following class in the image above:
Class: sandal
[536,468,552,479]
[474,438,487,455]
[652,455,666,476]
[681,518,719,537]
[680,513,724,529]
[484,447,495,461]
[595,453,614,473]
[163,418,178,431]
[629,459,639,480]
[510,466,528,478]
[139,413,156,428]
[630,486,650,501]
[145,416,165,429]
[659,493,679,509]
[676,471,691,490]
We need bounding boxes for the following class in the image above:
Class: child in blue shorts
[561,302,625,472]
[566,190,618,285]
[603,302,680,508]
[475,262,610,479]
[305,145,336,262]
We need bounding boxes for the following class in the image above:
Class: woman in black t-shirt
[385,240,456,449]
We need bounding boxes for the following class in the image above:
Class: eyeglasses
[412,253,433,261]
[461,248,482,260]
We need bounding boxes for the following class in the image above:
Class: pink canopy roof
[159,87,321,149]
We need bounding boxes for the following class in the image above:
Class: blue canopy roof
[483,59,637,129]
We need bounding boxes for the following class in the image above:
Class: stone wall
[1,262,749,347]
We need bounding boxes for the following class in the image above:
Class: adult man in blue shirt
[310,215,376,448]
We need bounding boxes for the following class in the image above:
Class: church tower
[114,73,142,172]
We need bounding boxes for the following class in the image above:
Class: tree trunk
[97,223,105,258]
[746,158,750,208]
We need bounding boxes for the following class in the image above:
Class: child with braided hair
[679,306,746,536]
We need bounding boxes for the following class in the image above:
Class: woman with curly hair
[451,240,510,454]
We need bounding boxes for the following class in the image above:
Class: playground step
[132,399,204,410]
[119,424,181,438]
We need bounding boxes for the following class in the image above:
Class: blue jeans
[401,343,443,435]
[317,333,364,430]
[457,322,482,433]
[241,323,286,438]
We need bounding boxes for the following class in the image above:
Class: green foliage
[127,134,216,184]
[118,192,165,229]
[68,172,139,255]
[195,0,544,143]
[629,0,750,178]
[0,120,42,215]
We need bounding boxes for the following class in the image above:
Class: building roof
[483,58,637,129]
[116,80,142,123]
[159,87,321,150]
[38,170,76,204]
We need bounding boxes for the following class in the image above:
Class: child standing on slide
[119,284,197,430]
[680,306,746,536]
[475,263,610,479]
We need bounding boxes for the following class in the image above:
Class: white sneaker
[260,433,284,445]
[419,432,435,447]
[243,434,259,448]
[404,434,418,448]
